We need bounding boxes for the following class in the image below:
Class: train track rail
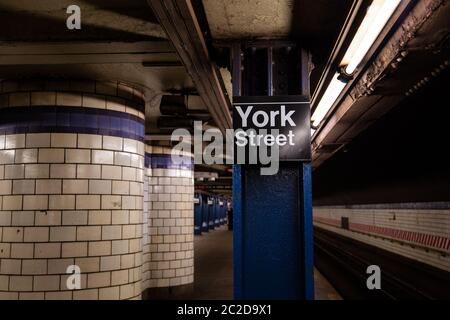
[314,227,450,300]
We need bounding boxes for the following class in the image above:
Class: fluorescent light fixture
[312,0,401,128]
[311,73,346,127]
[342,0,401,74]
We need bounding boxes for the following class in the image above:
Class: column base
[142,284,194,300]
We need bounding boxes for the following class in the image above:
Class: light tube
[342,0,401,74]
[312,0,401,128]
[311,73,346,127]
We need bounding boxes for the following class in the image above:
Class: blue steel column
[194,193,202,235]
[302,163,314,299]
[214,197,220,227]
[201,194,209,232]
[233,164,243,297]
[221,199,227,225]
[208,197,215,230]
[232,44,314,299]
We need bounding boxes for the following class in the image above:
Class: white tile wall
[143,148,194,290]
[314,207,450,271]
[0,82,198,300]
[0,132,145,300]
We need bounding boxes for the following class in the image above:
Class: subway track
[314,227,450,300]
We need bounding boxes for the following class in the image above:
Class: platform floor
[314,269,342,300]
[187,225,234,299]
[174,225,340,300]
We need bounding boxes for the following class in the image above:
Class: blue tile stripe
[144,153,193,170]
[0,106,145,141]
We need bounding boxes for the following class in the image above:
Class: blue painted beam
[233,163,313,299]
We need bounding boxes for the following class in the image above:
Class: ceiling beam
[148,0,232,133]
[0,41,178,65]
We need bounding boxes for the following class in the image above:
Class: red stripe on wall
[314,216,449,252]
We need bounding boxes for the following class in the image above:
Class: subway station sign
[232,96,311,162]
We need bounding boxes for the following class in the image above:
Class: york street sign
[233,95,311,162]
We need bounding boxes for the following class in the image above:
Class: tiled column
[142,174,150,290]
[0,79,145,300]
[144,146,194,296]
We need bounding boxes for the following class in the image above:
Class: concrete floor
[174,225,340,300]
[314,269,342,300]
[174,225,234,300]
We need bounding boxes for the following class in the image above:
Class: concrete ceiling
[202,0,354,94]
[0,0,210,134]
[202,0,294,39]
[0,0,189,93]
[0,62,193,95]
[0,5,209,90]
[0,0,165,41]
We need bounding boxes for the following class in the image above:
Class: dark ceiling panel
[313,69,450,205]
[291,0,355,92]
